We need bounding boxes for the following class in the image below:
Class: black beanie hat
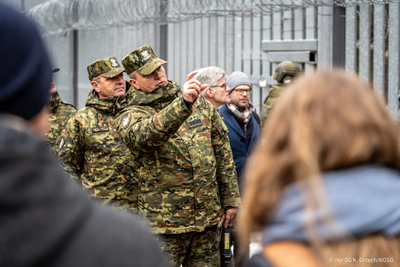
[0,2,52,120]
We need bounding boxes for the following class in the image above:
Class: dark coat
[219,105,261,192]
[0,115,169,267]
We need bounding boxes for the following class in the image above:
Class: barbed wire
[27,0,397,35]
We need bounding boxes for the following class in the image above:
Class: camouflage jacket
[59,89,137,212]
[115,80,241,234]
[45,92,77,155]
[260,83,284,125]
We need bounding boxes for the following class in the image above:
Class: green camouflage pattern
[122,44,167,75]
[58,89,137,212]
[155,226,220,267]
[45,91,77,155]
[87,56,125,81]
[260,83,284,126]
[115,79,241,235]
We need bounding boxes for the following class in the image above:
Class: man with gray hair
[193,66,231,110]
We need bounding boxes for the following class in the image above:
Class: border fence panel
[5,0,400,116]
[373,4,386,99]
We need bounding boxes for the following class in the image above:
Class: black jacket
[0,115,169,267]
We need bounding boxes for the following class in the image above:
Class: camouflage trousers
[156,226,220,267]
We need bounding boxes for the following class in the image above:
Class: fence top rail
[27,0,397,35]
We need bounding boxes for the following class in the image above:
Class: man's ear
[129,79,140,90]
[206,87,213,98]
[90,80,101,94]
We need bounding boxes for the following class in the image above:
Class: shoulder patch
[188,118,202,128]
[120,114,131,130]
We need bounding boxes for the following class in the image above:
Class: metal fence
[166,6,319,113]
[5,0,400,115]
[346,3,398,113]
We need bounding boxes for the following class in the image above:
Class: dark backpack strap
[252,111,261,126]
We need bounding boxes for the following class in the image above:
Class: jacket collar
[85,89,119,115]
[48,91,60,111]
[130,79,180,106]
[220,104,246,138]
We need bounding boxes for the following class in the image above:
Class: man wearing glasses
[219,71,261,267]
[193,66,231,110]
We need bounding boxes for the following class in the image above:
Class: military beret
[122,45,167,75]
[87,56,125,81]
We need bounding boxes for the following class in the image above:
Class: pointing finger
[186,71,198,82]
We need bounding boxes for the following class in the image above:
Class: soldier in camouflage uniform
[58,57,137,212]
[45,68,77,155]
[115,45,241,267]
[260,61,302,126]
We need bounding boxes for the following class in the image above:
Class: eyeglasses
[233,88,252,95]
[209,84,227,90]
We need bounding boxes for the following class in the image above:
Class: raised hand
[182,71,207,103]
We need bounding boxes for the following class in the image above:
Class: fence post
[69,29,78,106]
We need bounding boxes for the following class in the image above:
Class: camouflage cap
[122,45,167,75]
[87,56,125,81]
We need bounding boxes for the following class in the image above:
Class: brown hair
[239,70,400,264]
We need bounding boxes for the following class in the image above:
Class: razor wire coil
[27,0,395,35]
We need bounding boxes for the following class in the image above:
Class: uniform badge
[59,138,64,149]
[110,59,118,67]
[121,115,131,129]
[141,50,151,61]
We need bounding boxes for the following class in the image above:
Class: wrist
[183,98,195,110]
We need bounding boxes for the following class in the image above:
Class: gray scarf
[263,165,400,245]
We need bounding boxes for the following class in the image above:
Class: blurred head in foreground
[0,2,52,135]
[240,70,400,266]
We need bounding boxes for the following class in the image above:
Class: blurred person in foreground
[0,2,168,266]
[240,70,400,267]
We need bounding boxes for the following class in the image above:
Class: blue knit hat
[0,2,52,120]
[226,71,252,94]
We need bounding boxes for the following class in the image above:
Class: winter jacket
[59,89,137,211]
[220,104,261,193]
[115,80,241,234]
